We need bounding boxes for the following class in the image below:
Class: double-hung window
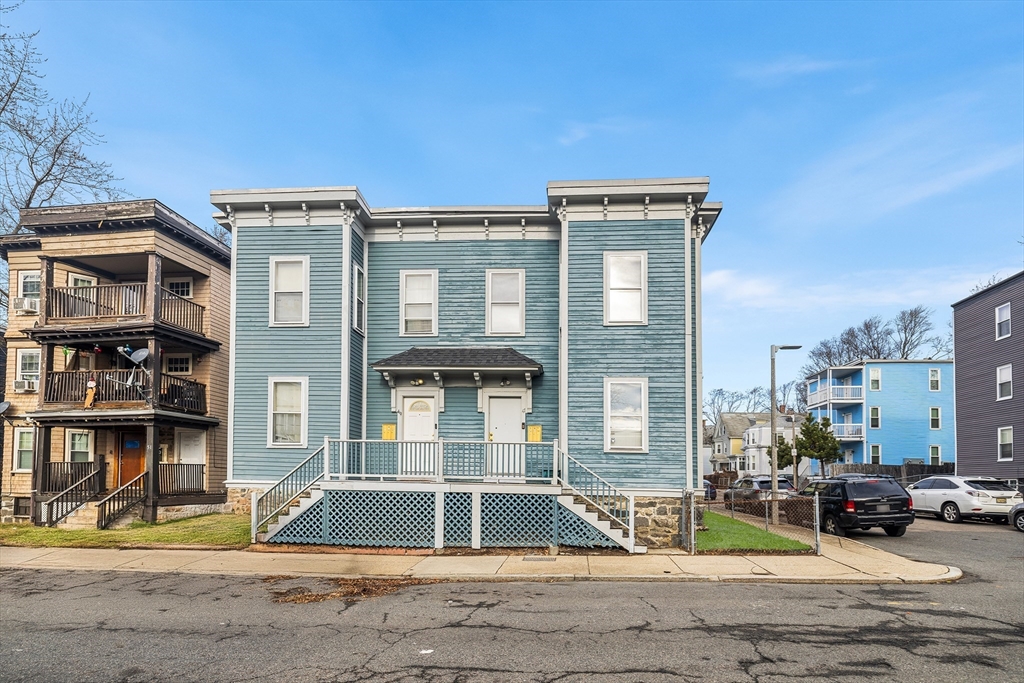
[66,430,92,463]
[869,368,881,391]
[268,377,307,447]
[869,444,881,464]
[996,303,1010,339]
[869,406,881,429]
[998,427,1013,461]
[399,270,437,336]
[486,269,525,336]
[16,348,40,383]
[13,428,33,471]
[604,377,648,451]
[929,407,941,430]
[269,256,309,326]
[353,264,366,334]
[19,271,40,300]
[929,445,941,466]
[929,368,940,392]
[604,252,647,325]
[997,364,1012,400]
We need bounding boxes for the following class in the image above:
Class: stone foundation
[155,503,228,522]
[633,496,684,548]
[225,487,265,515]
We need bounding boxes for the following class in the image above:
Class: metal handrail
[253,446,325,538]
[43,470,101,526]
[96,472,148,529]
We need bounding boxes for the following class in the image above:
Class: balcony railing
[42,461,100,493]
[160,287,205,335]
[158,464,206,495]
[44,370,207,414]
[807,385,864,405]
[48,284,146,319]
[44,284,207,337]
[159,375,207,413]
[831,423,864,439]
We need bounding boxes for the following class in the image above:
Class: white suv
[907,476,1023,524]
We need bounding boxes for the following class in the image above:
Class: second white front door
[402,397,435,441]
[487,396,524,443]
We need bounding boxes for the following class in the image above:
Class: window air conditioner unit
[13,379,38,393]
[13,297,39,314]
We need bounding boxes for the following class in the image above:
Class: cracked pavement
[1,517,1021,682]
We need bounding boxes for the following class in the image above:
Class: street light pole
[770,344,801,524]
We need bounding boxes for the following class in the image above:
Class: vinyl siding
[567,219,691,490]
[365,240,558,442]
[953,273,1024,481]
[863,362,955,466]
[231,224,344,481]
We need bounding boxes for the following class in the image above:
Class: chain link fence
[681,492,821,555]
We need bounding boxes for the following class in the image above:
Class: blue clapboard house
[806,360,955,468]
[212,178,721,552]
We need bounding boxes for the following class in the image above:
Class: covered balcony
[46,283,205,337]
[806,384,864,407]
[43,370,207,415]
[831,423,865,440]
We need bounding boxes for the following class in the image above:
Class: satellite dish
[130,348,150,365]
[0,401,10,415]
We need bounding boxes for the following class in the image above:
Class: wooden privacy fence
[830,462,955,483]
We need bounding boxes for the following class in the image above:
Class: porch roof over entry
[371,347,543,374]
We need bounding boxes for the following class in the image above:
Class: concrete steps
[56,500,143,530]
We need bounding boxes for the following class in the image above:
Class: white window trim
[65,429,94,463]
[69,273,97,287]
[929,445,941,465]
[267,376,308,448]
[12,427,33,472]
[485,268,526,337]
[399,269,438,337]
[352,263,366,334]
[868,443,881,464]
[930,407,942,430]
[164,276,194,299]
[997,363,1012,401]
[16,348,40,382]
[996,302,1011,340]
[869,406,881,429]
[603,251,648,326]
[929,368,941,392]
[269,255,310,327]
[869,367,881,391]
[603,376,649,453]
[163,353,193,376]
[18,270,40,298]
[997,426,1013,462]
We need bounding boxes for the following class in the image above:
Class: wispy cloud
[734,56,855,85]
[703,266,1015,315]
[557,118,643,146]
[769,95,1024,229]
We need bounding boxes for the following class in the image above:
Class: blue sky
[8,1,1024,393]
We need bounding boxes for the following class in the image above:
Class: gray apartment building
[952,270,1023,489]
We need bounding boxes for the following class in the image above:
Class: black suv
[798,475,914,537]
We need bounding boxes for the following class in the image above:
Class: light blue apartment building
[805,360,955,467]
[211,178,720,552]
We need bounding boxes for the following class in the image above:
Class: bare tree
[970,273,1004,294]
[206,220,232,247]
[891,306,935,359]
[1,5,122,234]
[852,315,894,359]
[931,316,953,359]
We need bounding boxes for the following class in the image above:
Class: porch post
[436,437,444,483]
[434,490,444,549]
[146,252,162,323]
[551,439,559,485]
[38,256,52,326]
[143,422,159,522]
[471,491,482,550]
[37,343,52,411]
[147,338,161,409]
[29,425,52,524]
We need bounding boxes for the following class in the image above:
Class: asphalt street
[1,518,1022,683]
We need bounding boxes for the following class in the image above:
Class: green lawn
[696,511,810,553]
[0,514,250,549]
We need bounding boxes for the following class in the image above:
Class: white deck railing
[831,423,864,438]
[808,385,864,405]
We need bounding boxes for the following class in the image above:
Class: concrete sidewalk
[0,535,961,584]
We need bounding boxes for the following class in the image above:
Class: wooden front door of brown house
[119,432,146,485]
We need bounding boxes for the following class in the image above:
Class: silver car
[907,476,1023,524]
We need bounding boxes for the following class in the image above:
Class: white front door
[401,397,435,476]
[487,396,524,477]
[176,429,206,465]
